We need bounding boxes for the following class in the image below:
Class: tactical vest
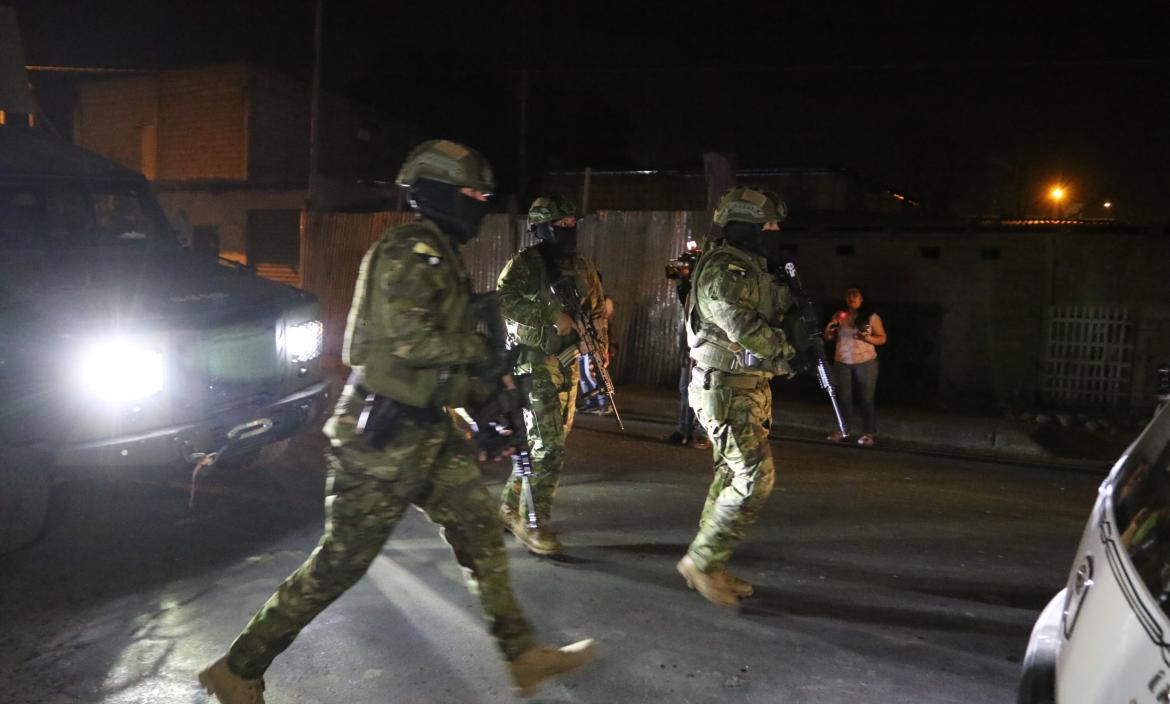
[343,220,476,407]
[505,245,590,368]
[684,241,780,375]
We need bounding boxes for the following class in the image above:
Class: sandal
[857,434,874,446]
[826,431,845,443]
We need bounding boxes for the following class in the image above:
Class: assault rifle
[464,294,539,529]
[550,277,624,430]
[465,376,538,529]
[775,261,849,438]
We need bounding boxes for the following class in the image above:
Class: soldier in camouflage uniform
[676,187,797,608]
[496,196,608,556]
[198,141,595,704]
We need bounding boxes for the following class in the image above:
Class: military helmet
[527,196,577,226]
[395,139,495,194]
[712,187,788,226]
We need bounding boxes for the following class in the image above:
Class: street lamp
[1049,185,1066,219]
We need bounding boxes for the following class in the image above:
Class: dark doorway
[192,224,220,257]
[245,209,302,286]
[245,209,301,268]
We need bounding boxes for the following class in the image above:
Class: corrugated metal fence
[302,210,707,386]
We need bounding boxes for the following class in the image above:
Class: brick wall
[156,65,249,181]
[75,65,250,183]
[73,76,158,174]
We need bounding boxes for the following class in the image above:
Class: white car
[1020,399,1170,703]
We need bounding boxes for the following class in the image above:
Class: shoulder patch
[412,241,442,257]
[412,241,444,266]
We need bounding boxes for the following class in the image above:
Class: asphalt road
[0,416,1102,703]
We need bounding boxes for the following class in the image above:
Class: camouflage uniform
[684,188,795,578]
[224,217,535,679]
[219,139,542,685]
[497,241,607,525]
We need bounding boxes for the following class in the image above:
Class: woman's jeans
[833,358,878,435]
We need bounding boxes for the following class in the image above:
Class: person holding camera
[664,243,710,448]
[823,286,887,446]
[677,187,797,607]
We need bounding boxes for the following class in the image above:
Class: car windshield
[0,179,172,250]
[1111,405,1170,617]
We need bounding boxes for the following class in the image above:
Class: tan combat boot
[198,657,265,704]
[513,522,563,556]
[715,570,754,598]
[676,555,739,608]
[499,505,521,533]
[509,639,596,697]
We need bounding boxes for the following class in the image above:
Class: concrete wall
[778,227,1049,410]
[768,223,1170,411]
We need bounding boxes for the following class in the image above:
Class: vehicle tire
[0,448,52,554]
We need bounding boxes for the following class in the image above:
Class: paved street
[0,417,1102,703]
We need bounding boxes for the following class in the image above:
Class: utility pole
[518,68,529,204]
[307,0,323,212]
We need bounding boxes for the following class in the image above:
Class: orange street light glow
[1050,186,1066,202]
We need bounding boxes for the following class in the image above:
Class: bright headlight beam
[78,338,164,402]
[287,320,323,363]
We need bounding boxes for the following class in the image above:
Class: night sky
[9,1,1170,222]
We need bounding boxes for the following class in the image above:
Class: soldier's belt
[354,383,446,423]
[693,366,767,389]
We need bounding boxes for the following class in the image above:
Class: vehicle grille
[204,322,281,384]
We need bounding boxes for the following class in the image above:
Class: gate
[1042,305,1134,407]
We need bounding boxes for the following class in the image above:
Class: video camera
[665,240,702,280]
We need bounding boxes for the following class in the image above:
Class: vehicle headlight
[77,337,165,402]
[287,320,323,363]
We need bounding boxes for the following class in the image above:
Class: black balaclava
[533,221,578,259]
[409,178,490,244]
[724,221,781,266]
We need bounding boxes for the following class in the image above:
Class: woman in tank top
[823,286,887,445]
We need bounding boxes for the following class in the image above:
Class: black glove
[468,385,527,461]
[472,421,516,462]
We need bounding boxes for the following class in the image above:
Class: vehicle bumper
[53,380,332,468]
[1017,588,1063,704]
